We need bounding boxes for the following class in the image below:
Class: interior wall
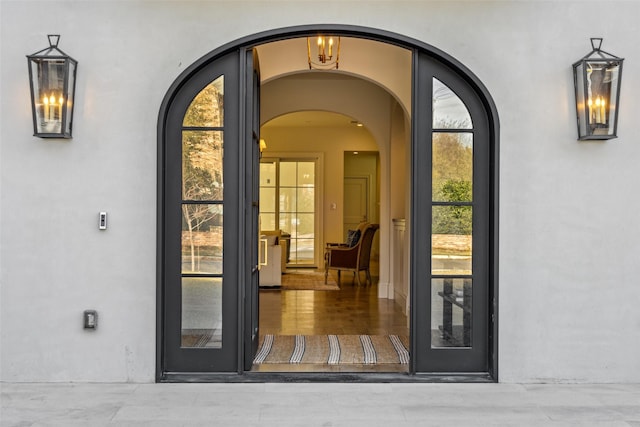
[390,104,408,221]
[260,125,378,251]
[390,102,410,307]
[2,0,640,383]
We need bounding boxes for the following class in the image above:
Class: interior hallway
[3,382,639,426]
[253,269,409,373]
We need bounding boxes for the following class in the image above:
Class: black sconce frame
[27,35,78,138]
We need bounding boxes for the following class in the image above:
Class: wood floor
[253,269,409,373]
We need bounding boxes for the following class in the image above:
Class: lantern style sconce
[27,35,78,138]
[573,38,624,140]
[307,35,340,70]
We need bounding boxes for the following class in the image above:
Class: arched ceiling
[264,111,359,129]
[255,36,412,118]
[260,73,396,154]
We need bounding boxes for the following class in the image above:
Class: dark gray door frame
[157,24,500,382]
[160,51,241,374]
[412,51,493,373]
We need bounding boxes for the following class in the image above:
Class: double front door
[159,43,495,377]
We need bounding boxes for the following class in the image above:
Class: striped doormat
[253,334,409,365]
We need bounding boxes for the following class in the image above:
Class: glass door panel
[181,204,223,274]
[279,187,297,211]
[279,161,297,185]
[430,79,476,351]
[180,78,225,350]
[431,278,472,348]
[259,188,276,212]
[162,51,239,373]
[259,160,278,232]
[281,161,316,266]
[260,161,276,186]
[431,205,472,275]
[432,133,473,201]
[297,161,315,185]
[432,78,472,129]
[413,51,491,374]
[259,159,317,266]
[181,277,222,348]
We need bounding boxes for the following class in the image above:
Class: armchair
[324,223,379,286]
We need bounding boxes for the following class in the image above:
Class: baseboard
[394,290,407,312]
[378,281,391,298]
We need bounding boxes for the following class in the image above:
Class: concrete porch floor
[1,382,639,426]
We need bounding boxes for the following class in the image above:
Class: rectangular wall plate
[99,212,107,230]
[83,310,98,329]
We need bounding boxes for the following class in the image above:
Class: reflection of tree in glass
[182,80,224,271]
[433,132,472,197]
[183,77,224,127]
[182,204,223,271]
[433,132,473,235]
[433,184,472,234]
[183,132,223,200]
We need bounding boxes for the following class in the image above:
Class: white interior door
[343,176,369,237]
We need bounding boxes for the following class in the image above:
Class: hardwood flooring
[253,269,409,373]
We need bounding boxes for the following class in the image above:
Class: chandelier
[307,36,340,70]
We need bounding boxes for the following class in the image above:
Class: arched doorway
[157,25,499,381]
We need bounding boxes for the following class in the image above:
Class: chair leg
[337,270,341,285]
[355,270,362,286]
[366,269,372,286]
[324,268,328,284]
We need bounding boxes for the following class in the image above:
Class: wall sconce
[307,36,340,70]
[573,38,624,140]
[27,35,78,138]
[259,138,267,157]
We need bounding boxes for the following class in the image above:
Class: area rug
[276,270,340,291]
[253,334,410,365]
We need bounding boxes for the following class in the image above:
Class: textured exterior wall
[2,1,640,383]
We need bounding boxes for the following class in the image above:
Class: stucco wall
[2,0,640,383]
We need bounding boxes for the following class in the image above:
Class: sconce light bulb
[59,96,64,105]
[43,96,49,105]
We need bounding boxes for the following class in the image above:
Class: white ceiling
[256,36,411,129]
